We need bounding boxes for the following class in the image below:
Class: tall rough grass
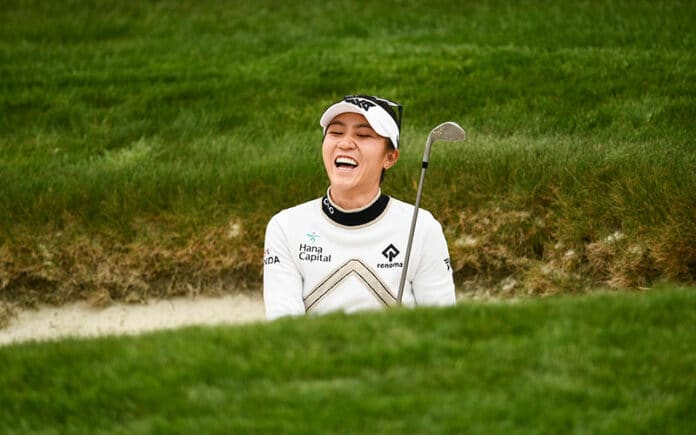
[1,0,694,309]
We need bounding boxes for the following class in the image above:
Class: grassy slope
[1,287,694,434]
[0,0,695,304]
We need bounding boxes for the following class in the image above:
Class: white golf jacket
[263,192,455,320]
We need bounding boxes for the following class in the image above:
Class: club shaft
[396,163,428,304]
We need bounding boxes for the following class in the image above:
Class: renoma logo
[382,244,400,262]
[378,244,403,269]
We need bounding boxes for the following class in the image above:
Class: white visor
[319,96,400,149]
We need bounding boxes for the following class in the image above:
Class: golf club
[396,121,467,304]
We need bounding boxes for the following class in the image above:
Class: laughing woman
[263,95,455,320]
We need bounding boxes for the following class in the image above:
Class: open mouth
[335,156,358,170]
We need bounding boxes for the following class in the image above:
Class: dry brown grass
[0,301,14,329]
[445,203,695,297]
[448,204,550,293]
[1,205,694,319]
[0,217,263,310]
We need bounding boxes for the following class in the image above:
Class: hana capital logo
[299,232,331,263]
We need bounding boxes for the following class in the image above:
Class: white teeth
[335,157,358,167]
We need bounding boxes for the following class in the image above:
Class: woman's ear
[384,149,400,170]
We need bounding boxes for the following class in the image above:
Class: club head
[429,121,467,142]
[423,121,466,163]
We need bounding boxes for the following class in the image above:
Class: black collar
[321,194,390,227]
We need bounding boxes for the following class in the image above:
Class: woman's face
[322,112,399,205]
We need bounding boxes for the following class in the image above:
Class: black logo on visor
[344,94,403,131]
[345,97,376,111]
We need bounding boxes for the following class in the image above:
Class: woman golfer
[263,95,455,320]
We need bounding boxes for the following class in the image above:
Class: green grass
[1,0,695,303]
[1,287,694,433]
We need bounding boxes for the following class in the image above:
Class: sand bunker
[0,293,266,346]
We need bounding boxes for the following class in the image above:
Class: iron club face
[423,121,467,163]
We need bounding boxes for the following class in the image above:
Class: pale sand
[0,293,266,346]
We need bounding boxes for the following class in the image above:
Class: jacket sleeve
[263,214,305,320]
[410,214,456,306]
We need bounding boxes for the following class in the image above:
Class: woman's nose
[337,136,356,149]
